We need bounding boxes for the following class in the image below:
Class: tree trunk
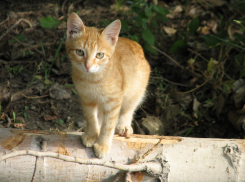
[0,128,245,182]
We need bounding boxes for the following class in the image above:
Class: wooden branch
[0,128,245,181]
[0,150,162,173]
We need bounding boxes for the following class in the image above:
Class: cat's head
[66,13,121,74]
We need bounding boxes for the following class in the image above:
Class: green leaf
[207,58,218,73]
[240,68,245,78]
[142,29,155,45]
[16,120,22,123]
[236,2,245,12]
[211,34,245,50]
[222,80,233,95]
[56,119,64,125]
[13,111,16,122]
[9,34,26,43]
[141,18,149,23]
[202,35,220,47]
[218,30,228,39]
[121,20,129,33]
[24,113,27,118]
[44,79,53,85]
[40,16,61,28]
[144,6,152,18]
[130,35,139,43]
[189,17,199,35]
[150,20,159,28]
[152,4,169,16]
[141,18,149,30]
[235,53,245,67]
[144,42,158,55]
[169,40,188,54]
[152,5,169,22]
[25,106,29,111]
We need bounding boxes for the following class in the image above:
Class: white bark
[0,128,245,182]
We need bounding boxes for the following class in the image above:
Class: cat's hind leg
[116,95,144,137]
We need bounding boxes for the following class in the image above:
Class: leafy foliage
[8,65,23,75]
[40,16,61,28]
[117,0,245,137]
[189,17,199,35]
[117,0,169,54]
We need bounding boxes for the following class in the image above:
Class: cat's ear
[102,20,121,46]
[67,13,85,39]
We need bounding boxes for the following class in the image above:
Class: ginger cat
[66,13,150,158]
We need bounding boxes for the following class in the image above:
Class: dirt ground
[0,0,242,139]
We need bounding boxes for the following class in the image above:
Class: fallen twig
[21,42,65,52]
[151,76,192,87]
[152,46,223,92]
[151,46,203,78]
[0,150,161,174]
[174,79,209,94]
[61,0,68,15]
[151,46,184,69]
[0,59,35,65]
[188,48,209,62]
[0,18,32,41]
[10,35,43,55]
[0,16,9,26]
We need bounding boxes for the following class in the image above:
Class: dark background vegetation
[0,0,245,139]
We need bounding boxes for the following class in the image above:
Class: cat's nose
[85,64,92,72]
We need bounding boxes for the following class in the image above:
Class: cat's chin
[87,69,99,73]
[81,69,100,74]
[75,66,100,74]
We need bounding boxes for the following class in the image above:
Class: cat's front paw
[116,125,133,138]
[93,143,110,158]
[81,133,98,147]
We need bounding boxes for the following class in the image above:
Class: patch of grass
[185,107,209,137]
[115,0,124,12]
[40,35,65,84]
[38,16,65,84]
[12,111,16,122]
[112,0,169,55]
[8,65,23,75]
[23,106,28,118]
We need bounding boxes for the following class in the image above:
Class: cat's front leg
[93,101,121,158]
[81,101,100,147]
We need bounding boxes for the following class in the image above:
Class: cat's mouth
[83,66,99,74]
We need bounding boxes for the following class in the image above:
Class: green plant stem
[211,35,245,50]
[233,20,245,31]
[13,111,16,123]
[47,35,65,76]
[40,40,48,80]
[185,107,209,137]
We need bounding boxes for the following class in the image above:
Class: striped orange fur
[66,13,151,158]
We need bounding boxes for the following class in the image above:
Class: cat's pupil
[76,49,84,56]
[96,53,104,59]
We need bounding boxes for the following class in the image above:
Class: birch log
[0,128,245,182]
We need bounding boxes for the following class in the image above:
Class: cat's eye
[76,49,84,56]
[96,53,104,59]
